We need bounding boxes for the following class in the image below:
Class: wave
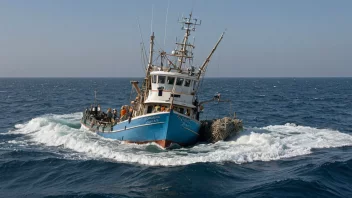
[12,113,82,134]
[7,113,352,166]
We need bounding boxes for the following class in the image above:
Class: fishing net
[200,117,243,143]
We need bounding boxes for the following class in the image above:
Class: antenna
[164,0,170,48]
[151,4,154,35]
[191,0,196,13]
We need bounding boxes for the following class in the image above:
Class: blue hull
[82,110,200,147]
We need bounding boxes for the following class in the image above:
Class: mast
[142,32,155,103]
[147,32,155,74]
[174,13,201,70]
[177,13,191,69]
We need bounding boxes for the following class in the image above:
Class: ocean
[0,78,352,197]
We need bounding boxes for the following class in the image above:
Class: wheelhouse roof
[150,71,198,80]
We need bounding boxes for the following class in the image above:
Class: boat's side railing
[83,112,114,126]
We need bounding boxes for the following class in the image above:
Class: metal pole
[198,32,225,79]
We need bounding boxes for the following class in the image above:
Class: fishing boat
[81,12,224,148]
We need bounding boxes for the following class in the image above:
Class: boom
[197,32,225,79]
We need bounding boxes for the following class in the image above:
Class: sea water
[1,78,351,197]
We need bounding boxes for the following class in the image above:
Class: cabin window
[193,81,198,90]
[158,90,163,96]
[152,75,157,83]
[158,76,166,84]
[171,94,181,98]
[179,108,184,114]
[176,78,184,86]
[147,106,153,113]
[167,77,175,85]
[184,79,191,87]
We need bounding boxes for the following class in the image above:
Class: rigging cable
[137,17,148,70]
[164,0,170,48]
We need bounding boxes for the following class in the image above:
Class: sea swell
[1,154,351,197]
[5,113,352,167]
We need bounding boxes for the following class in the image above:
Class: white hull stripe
[183,127,199,136]
[107,122,165,133]
[82,121,199,136]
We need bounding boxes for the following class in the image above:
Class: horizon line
[1,76,352,79]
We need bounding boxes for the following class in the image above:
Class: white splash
[11,113,82,134]
[8,113,352,166]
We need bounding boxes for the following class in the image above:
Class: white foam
[7,140,27,146]
[8,114,352,166]
[10,113,82,134]
[54,112,82,120]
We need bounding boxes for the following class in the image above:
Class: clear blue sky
[1,0,351,77]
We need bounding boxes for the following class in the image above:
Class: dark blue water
[1,78,352,198]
